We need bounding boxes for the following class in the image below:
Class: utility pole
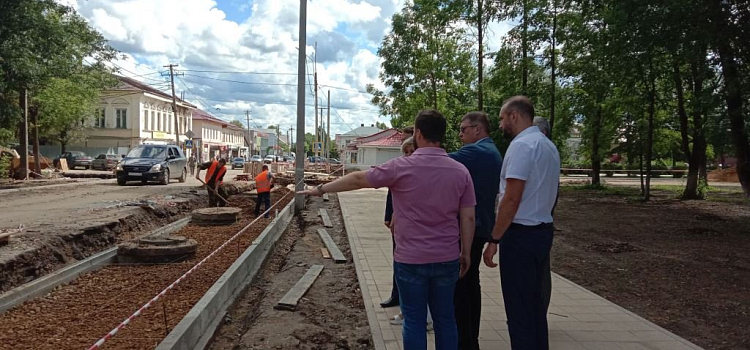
[165,64,180,146]
[326,90,330,160]
[295,0,307,212]
[313,42,318,159]
[276,125,281,156]
[287,127,291,157]
[245,110,252,156]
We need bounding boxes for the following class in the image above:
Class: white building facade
[70,76,195,157]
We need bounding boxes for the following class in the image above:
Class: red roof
[192,109,226,124]
[117,76,196,108]
[359,131,405,148]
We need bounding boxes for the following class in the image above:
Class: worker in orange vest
[195,158,228,207]
[254,164,274,218]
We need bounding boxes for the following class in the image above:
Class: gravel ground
[0,189,293,350]
[209,194,373,350]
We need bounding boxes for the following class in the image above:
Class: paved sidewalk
[339,189,702,350]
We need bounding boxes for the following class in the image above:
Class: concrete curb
[338,194,386,350]
[0,217,191,315]
[157,198,296,350]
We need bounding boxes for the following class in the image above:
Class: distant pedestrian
[533,117,551,138]
[188,155,196,176]
[299,110,476,350]
[254,164,273,218]
[196,158,228,207]
[449,111,503,350]
[483,96,560,350]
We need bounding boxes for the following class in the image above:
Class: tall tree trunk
[672,57,691,161]
[477,0,484,110]
[683,53,708,199]
[708,0,750,196]
[31,107,41,176]
[644,68,656,202]
[591,104,602,186]
[521,0,528,94]
[639,149,645,195]
[18,89,28,180]
[549,0,557,138]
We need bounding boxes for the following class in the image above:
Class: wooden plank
[316,228,346,263]
[275,264,324,311]
[59,158,69,172]
[321,247,330,259]
[0,232,10,246]
[318,208,333,228]
[322,193,329,201]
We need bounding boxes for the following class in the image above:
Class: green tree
[230,120,245,129]
[0,0,117,174]
[368,0,477,151]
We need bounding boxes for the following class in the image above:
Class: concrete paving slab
[339,189,703,350]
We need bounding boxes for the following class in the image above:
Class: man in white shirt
[483,96,560,350]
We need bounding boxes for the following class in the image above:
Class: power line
[183,73,304,87]
[179,69,312,76]
[319,84,370,94]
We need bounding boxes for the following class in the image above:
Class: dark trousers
[207,184,228,207]
[255,192,271,217]
[454,235,487,350]
[388,232,400,302]
[499,223,554,350]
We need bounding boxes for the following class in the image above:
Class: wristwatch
[316,184,325,194]
[488,237,501,245]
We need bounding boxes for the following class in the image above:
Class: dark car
[92,154,123,171]
[115,145,187,186]
[56,151,93,170]
[231,157,246,169]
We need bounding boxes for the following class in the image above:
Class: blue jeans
[395,259,459,350]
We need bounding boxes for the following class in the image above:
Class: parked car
[55,151,94,170]
[231,157,246,169]
[92,154,123,171]
[115,145,187,186]
[250,155,262,163]
[264,155,282,164]
[327,158,341,164]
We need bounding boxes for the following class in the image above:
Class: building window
[142,110,148,131]
[116,108,127,129]
[95,108,105,128]
[151,111,156,131]
[157,112,162,131]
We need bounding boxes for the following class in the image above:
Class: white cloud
[75,0,518,136]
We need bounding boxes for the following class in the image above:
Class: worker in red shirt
[254,164,274,218]
[195,158,228,207]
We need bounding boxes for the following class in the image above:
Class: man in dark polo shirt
[449,111,503,350]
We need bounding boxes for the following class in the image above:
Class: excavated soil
[208,194,373,350]
[0,189,293,350]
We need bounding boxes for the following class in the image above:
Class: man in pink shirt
[301,109,476,350]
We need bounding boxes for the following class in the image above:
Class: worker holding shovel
[195,158,229,207]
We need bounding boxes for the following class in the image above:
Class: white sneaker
[389,314,404,325]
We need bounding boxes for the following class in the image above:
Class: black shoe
[380,297,399,308]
